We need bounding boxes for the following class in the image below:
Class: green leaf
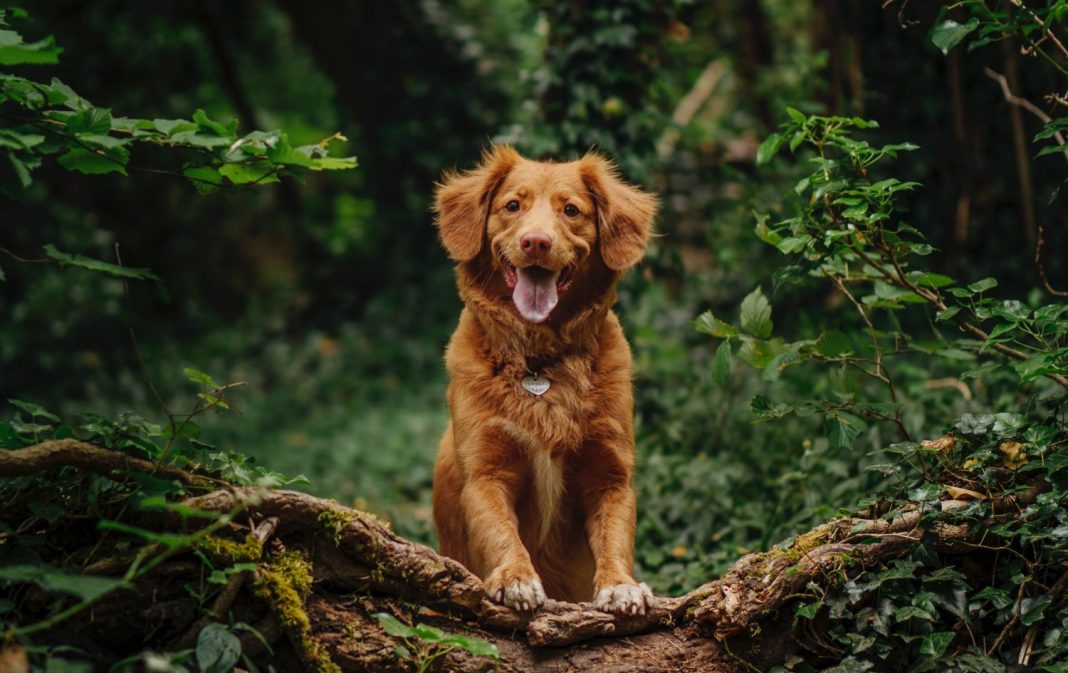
[8,399,60,422]
[0,129,45,150]
[64,107,111,134]
[8,152,39,188]
[412,623,446,641]
[219,162,279,185]
[739,287,773,338]
[152,118,197,136]
[0,33,62,65]
[930,19,978,54]
[756,132,783,166]
[193,108,236,137]
[1020,594,1052,626]
[0,564,126,601]
[184,367,219,388]
[170,130,232,149]
[436,632,500,659]
[815,330,852,357]
[785,107,806,123]
[795,601,822,620]
[57,146,127,175]
[43,244,159,282]
[827,411,864,448]
[183,165,223,194]
[711,340,732,390]
[307,155,357,171]
[45,77,90,111]
[374,612,417,638]
[750,394,795,420]
[196,623,242,673]
[936,306,960,322]
[967,277,997,293]
[694,311,738,338]
[918,631,955,657]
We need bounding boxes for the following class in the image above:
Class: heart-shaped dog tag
[521,375,551,396]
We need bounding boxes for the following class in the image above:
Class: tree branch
[0,439,213,487]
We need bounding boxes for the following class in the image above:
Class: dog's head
[434,146,657,324]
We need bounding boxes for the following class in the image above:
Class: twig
[985,64,1068,297]
[656,60,725,159]
[850,242,1068,389]
[0,247,49,264]
[1009,0,1068,63]
[984,67,1068,158]
[113,243,180,443]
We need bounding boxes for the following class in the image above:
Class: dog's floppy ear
[579,153,658,270]
[434,145,519,262]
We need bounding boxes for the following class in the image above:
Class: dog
[431,145,658,615]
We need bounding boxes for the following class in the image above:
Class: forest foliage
[1,1,1067,672]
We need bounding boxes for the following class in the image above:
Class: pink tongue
[513,267,559,323]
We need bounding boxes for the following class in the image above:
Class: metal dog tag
[521,374,551,396]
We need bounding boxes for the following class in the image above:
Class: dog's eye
[505,200,520,213]
[563,204,580,217]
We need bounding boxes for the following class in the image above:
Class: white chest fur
[530,448,564,544]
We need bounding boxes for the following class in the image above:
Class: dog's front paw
[484,565,546,612]
[594,581,655,615]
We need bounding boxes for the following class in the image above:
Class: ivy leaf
[930,19,978,55]
[918,631,955,657]
[795,601,822,620]
[739,287,773,338]
[1020,595,1052,626]
[196,624,241,673]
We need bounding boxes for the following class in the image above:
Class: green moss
[317,508,356,543]
[746,524,834,579]
[254,550,340,673]
[196,532,262,565]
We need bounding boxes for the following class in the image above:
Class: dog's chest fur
[495,354,595,453]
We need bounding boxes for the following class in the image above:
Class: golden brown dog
[431,146,658,614]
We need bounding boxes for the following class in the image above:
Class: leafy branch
[0,9,356,196]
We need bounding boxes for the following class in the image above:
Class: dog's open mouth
[504,264,574,323]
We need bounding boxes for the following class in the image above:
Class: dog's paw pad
[594,582,655,615]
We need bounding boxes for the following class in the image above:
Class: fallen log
[0,441,1050,672]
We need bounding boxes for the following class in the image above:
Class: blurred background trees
[2,0,1065,594]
